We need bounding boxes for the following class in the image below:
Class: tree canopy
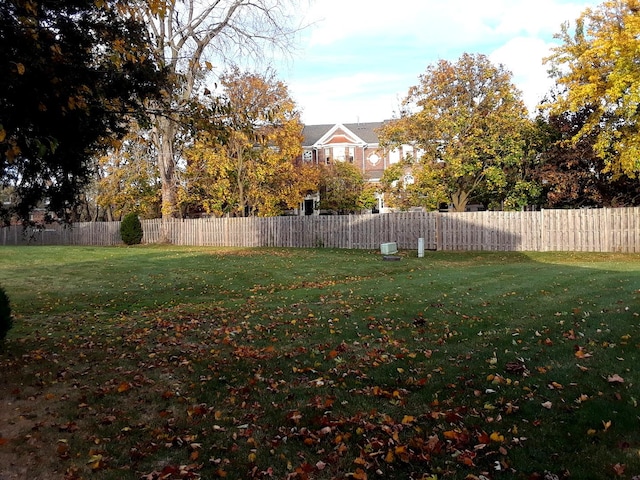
[319,162,374,214]
[379,53,530,212]
[124,0,306,225]
[0,0,164,224]
[181,68,312,217]
[545,0,640,178]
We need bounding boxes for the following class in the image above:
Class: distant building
[300,121,424,183]
[298,121,426,214]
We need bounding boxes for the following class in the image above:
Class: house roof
[302,121,386,147]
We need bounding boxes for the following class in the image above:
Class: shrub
[120,212,143,245]
[0,286,12,342]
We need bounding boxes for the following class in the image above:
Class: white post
[418,237,425,257]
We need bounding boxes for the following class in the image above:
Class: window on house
[389,149,400,164]
[348,147,354,163]
[333,146,345,162]
[404,174,415,186]
[303,150,312,162]
[325,148,331,164]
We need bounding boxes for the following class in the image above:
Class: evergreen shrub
[120,212,143,245]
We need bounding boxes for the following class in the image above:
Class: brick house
[299,122,424,214]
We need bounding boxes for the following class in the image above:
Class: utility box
[380,242,398,255]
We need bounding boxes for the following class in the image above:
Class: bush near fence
[1,208,639,252]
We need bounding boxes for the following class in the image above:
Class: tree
[379,161,447,211]
[0,0,163,224]
[319,162,368,214]
[96,128,162,220]
[120,212,144,245]
[181,68,311,217]
[378,53,530,212]
[535,104,640,207]
[125,0,306,226]
[544,0,640,177]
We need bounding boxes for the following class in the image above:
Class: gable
[302,121,386,147]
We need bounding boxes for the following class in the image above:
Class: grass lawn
[0,245,639,480]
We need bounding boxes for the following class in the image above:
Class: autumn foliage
[545,0,640,178]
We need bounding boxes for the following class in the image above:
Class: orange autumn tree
[181,68,317,217]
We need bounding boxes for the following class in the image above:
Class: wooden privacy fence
[1,207,639,252]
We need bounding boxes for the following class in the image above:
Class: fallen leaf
[401,415,415,425]
[541,401,553,409]
[351,468,368,479]
[612,463,625,476]
[87,454,105,470]
[574,347,592,359]
[607,374,624,384]
[117,381,131,393]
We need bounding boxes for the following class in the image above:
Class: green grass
[0,246,639,479]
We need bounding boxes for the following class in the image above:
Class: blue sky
[277,0,602,125]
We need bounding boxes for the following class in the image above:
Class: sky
[276,0,602,125]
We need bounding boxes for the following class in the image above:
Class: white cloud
[290,72,406,124]
[287,0,601,123]
[489,37,558,114]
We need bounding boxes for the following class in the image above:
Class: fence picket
[1,208,639,252]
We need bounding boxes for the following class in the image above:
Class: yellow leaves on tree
[545,0,640,178]
[182,67,313,217]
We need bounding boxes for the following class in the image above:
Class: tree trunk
[451,189,470,212]
[154,116,179,242]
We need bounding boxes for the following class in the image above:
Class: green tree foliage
[319,162,368,214]
[380,161,447,211]
[181,68,313,217]
[0,0,164,224]
[545,0,640,177]
[120,212,143,245]
[0,286,11,343]
[378,53,530,212]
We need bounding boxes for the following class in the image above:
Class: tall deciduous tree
[544,0,640,177]
[125,0,306,226]
[0,0,163,224]
[181,68,311,217]
[378,53,530,212]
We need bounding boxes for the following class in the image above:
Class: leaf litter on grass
[0,248,639,479]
